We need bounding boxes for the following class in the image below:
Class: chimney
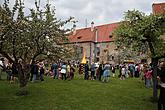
[91,21,94,31]
[73,24,76,35]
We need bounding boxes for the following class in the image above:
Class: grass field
[0,71,157,110]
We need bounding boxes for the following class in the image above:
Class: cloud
[53,0,165,28]
[1,0,165,28]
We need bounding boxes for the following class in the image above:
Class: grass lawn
[0,71,157,110]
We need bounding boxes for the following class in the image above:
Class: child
[144,68,153,88]
[120,65,126,80]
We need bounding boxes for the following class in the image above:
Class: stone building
[67,2,165,64]
[153,2,165,40]
[68,22,119,64]
[152,2,165,15]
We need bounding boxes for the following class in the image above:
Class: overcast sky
[0,0,165,29]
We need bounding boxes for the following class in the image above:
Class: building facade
[68,22,119,64]
[67,2,165,64]
[153,2,165,40]
[152,2,165,15]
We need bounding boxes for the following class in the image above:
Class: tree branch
[0,50,14,63]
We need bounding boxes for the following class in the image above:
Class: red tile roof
[152,2,165,14]
[68,22,120,43]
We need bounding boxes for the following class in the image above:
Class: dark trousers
[158,101,165,110]
[6,70,12,81]
[69,73,74,80]
[30,73,33,81]
[40,73,44,81]
[53,69,58,79]
[158,86,165,110]
[135,71,139,77]
[61,73,66,80]
[99,72,103,81]
[91,71,95,79]
[84,72,89,80]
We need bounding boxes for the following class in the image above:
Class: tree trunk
[16,62,28,95]
[151,58,158,101]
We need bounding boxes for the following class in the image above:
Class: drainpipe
[94,28,98,63]
[89,42,92,66]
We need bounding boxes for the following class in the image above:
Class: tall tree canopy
[115,10,165,100]
[0,0,74,94]
[0,0,73,63]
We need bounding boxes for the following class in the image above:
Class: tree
[114,10,165,100]
[115,48,144,64]
[25,1,73,62]
[0,0,74,95]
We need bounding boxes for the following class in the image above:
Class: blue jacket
[103,69,110,77]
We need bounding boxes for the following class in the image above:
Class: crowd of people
[0,57,165,110]
[0,58,164,85]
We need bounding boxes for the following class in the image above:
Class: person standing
[0,58,4,80]
[11,62,18,82]
[144,68,153,88]
[111,65,116,78]
[31,61,39,83]
[6,63,12,81]
[98,62,104,81]
[90,62,96,80]
[96,66,100,80]
[157,62,165,110]
[61,62,67,80]
[102,63,110,83]
[135,64,140,78]
[52,62,58,79]
[67,63,71,79]
[84,61,89,80]
[129,63,135,77]
[120,65,126,80]
[39,61,44,81]
[69,65,75,80]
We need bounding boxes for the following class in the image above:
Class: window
[109,32,113,38]
[77,36,82,39]
[96,47,100,56]
[109,35,113,38]
[112,56,114,60]
[97,57,99,62]
[80,47,83,54]
[108,55,114,61]
[104,49,108,52]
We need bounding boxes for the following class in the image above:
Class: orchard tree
[26,1,74,62]
[115,10,165,100]
[0,0,74,95]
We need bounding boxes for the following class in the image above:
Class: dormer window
[109,32,113,38]
[109,35,113,38]
[77,36,82,39]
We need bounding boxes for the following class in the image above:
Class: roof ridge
[152,2,165,5]
[75,22,120,31]
[96,22,120,28]
[68,22,120,43]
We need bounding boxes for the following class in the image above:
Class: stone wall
[75,41,117,64]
